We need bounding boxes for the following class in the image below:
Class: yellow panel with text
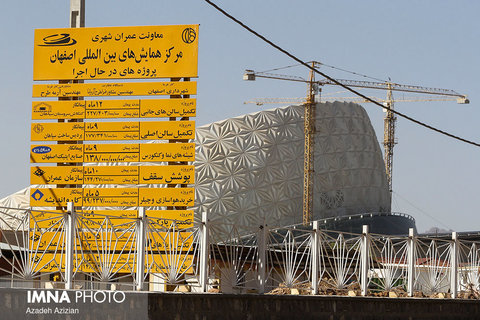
[83,143,140,162]
[83,188,138,207]
[33,25,198,80]
[140,98,196,118]
[85,100,140,118]
[30,144,84,163]
[31,122,84,141]
[32,101,85,119]
[83,165,139,184]
[140,121,195,140]
[139,165,194,184]
[77,210,138,228]
[138,188,194,207]
[84,121,140,141]
[29,231,64,252]
[30,188,83,207]
[32,81,196,98]
[30,166,84,185]
[147,210,194,229]
[32,252,194,274]
[30,210,65,229]
[139,142,195,162]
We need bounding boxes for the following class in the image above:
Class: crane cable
[204,0,480,148]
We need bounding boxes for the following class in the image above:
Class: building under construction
[0,101,415,235]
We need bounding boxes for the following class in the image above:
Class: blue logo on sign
[31,189,44,201]
[32,146,51,154]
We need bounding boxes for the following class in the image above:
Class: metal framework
[302,62,316,224]
[1,205,480,298]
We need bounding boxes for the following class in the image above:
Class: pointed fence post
[451,232,458,298]
[407,228,416,297]
[136,207,146,291]
[199,212,209,292]
[360,225,370,296]
[257,224,268,294]
[311,221,320,295]
[65,202,75,290]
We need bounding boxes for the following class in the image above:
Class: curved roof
[194,101,390,229]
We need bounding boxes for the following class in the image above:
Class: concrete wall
[0,288,478,320]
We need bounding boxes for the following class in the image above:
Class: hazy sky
[0,1,478,232]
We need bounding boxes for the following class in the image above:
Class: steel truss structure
[0,205,479,299]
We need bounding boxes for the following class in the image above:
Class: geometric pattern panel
[194,102,390,232]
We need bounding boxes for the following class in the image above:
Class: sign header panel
[30,143,195,163]
[32,81,196,98]
[139,142,195,162]
[140,98,196,118]
[31,166,84,185]
[32,99,196,120]
[31,122,84,141]
[30,144,83,163]
[33,25,199,80]
[32,101,85,119]
[83,143,140,163]
[139,165,194,184]
[30,188,83,207]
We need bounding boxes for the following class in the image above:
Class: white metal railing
[0,205,479,298]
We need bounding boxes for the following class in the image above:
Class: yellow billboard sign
[138,188,194,207]
[83,166,139,184]
[139,166,194,184]
[29,231,134,252]
[83,143,140,162]
[32,99,196,120]
[30,209,194,229]
[30,209,138,229]
[29,230,64,251]
[29,187,194,207]
[31,165,193,185]
[32,101,85,119]
[31,166,84,185]
[84,122,140,140]
[147,254,194,274]
[147,210,194,229]
[31,122,84,141]
[31,121,194,141]
[30,143,195,163]
[33,25,198,81]
[147,232,194,252]
[140,98,196,118]
[140,121,195,140]
[139,142,195,162]
[85,100,139,118]
[32,81,196,98]
[30,144,83,163]
[30,188,83,207]
[77,210,138,228]
[30,210,65,229]
[82,188,139,207]
[32,253,194,274]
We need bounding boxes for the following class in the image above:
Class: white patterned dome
[194,101,390,229]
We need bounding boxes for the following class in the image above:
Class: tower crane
[243,61,469,224]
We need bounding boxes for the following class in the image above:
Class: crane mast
[303,63,316,225]
[384,84,396,193]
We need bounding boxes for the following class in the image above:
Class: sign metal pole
[65,202,76,290]
[360,225,369,296]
